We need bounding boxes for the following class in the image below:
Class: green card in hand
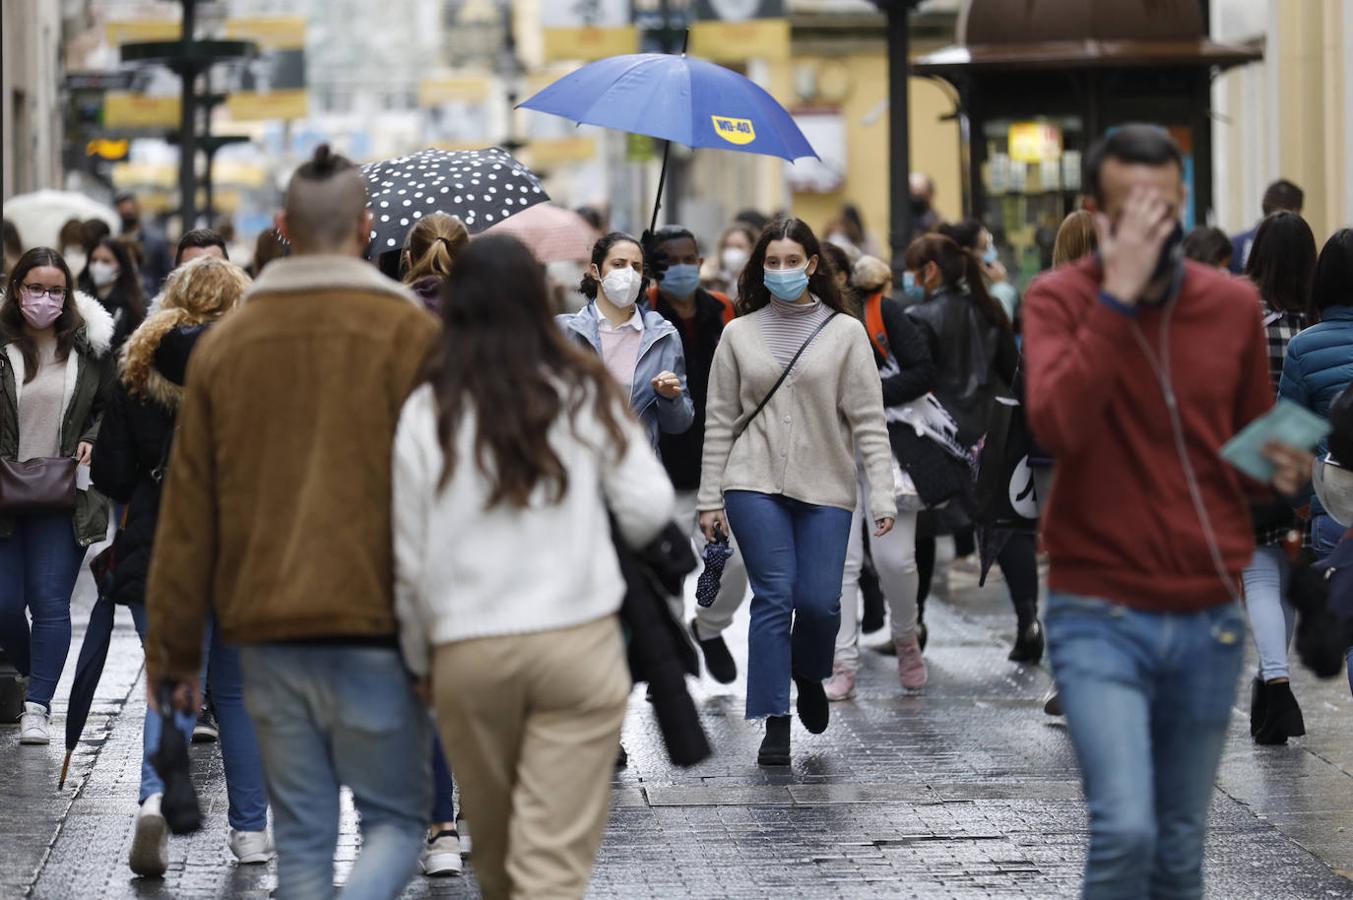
[1221,399,1330,482]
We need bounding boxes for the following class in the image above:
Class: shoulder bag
[0,457,78,513]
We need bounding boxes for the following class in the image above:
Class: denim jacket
[557,302,694,450]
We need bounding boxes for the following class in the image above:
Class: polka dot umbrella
[360,147,550,258]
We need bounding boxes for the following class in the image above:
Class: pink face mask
[19,288,65,329]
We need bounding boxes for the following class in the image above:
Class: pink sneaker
[823,665,856,701]
[895,635,928,691]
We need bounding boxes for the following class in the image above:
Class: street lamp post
[874,0,922,286]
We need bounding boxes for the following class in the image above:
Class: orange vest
[863,290,889,358]
[647,285,736,325]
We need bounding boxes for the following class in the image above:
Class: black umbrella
[59,544,120,788]
[360,147,550,258]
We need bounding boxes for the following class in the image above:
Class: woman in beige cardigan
[697,218,896,767]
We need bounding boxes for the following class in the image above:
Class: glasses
[22,285,67,300]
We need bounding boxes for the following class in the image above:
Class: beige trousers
[432,615,630,900]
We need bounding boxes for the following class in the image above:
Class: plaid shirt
[1258,302,1309,546]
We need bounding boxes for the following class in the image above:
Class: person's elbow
[659,394,694,434]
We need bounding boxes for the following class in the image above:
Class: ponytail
[904,233,1011,334]
[403,213,469,284]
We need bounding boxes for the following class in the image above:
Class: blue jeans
[1312,513,1344,560]
[431,732,455,824]
[724,491,853,720]
[1046,593,1246,900]
[1241,546,1294,680]
[241,644,431,900]
[0,512,85,708]
[129,608,268,832]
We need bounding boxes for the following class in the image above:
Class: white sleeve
[391,389,436,678]
[599,398,676,549]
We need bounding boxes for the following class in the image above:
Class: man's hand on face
[1094,186,1178,305]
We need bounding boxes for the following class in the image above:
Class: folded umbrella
[695,530,734,609]
[520,51,816,231]
[360,147,549,258]
[59,543,120,789]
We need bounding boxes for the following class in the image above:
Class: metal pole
[649,141,672,233]
[885,2,914,284]
[177,0,198,230]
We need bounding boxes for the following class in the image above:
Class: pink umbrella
[485,202,598,263]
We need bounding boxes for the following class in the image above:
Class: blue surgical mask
[902,270,926,303]
[659,263,701,298]
[982,244,999,265]
[764,265,810,301]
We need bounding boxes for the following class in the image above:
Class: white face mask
[721,247,749,274]
[90,260,119,288]
[599,266,642,309]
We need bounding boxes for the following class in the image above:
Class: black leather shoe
[1249,676,1267,738]
[793,675,829,735]
[690,619,737,684]
[1008,621,1045,664]
[757,716,791,767]
[1254,681,1306,745]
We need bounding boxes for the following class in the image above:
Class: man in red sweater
[1024,125,1312,899]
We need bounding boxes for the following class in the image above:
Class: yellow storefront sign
[225,90,308,122]
[419,76,491,107]
[103,93,181,129]
[224,16,306,50]
[1008,122,1063,163]
[543,26,639,63]
[105,19,180,44]
[525,137,598,168]
[690,19,790,62]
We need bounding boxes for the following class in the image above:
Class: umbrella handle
[649,140,672,234]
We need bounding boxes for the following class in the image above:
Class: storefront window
[980,116,1084,290]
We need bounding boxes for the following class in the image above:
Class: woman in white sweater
[392,234,674,900]
[698,218,896,767]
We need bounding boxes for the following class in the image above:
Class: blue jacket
[558,302,694,450]
[1279,306,1353,445]
[1229,225,1258,276]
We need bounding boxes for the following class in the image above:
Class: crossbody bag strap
[733,313,837,440]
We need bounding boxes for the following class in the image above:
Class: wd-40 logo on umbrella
[711,116,756,145]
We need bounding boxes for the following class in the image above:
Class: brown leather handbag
[0,457,78,513]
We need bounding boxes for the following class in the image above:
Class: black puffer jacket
[91,322,206,605]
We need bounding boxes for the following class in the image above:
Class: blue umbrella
[520,51,816,230]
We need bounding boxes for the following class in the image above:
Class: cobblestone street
[4,555,1353,899]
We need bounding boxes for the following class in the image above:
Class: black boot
[1249,676,1267,738]
[1008,621,1045,664]
[1254,681,1306,745]
[793,674,829,734]
[690,619,737,684]
[758,716,791,767]
[615,742,628,770]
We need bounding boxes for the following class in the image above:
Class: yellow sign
[526,137,598,168]
[226,89,308,122]
[103,93,181,129]
[1008,122,1063,164]
[542,26,639,63]
[224,16,306,50]
[419,76,492,107]
[711,115,756,145]
[690,19,790,62]
[111,162,177,189]
[105,19,180,44]
[86,139,130,160]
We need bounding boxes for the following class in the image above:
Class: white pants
[673,490,750,639]
[834,471,919,671]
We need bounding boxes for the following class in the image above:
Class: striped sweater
[760,295,832,365]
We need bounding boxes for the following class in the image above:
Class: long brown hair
[403,212,469,284]
[429,233,630,509]
[736,217,846,316]
[1052,210,1098,266]
[1,247,86,383]
[904,234,1011,333]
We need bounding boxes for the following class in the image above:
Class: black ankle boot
[758,716,791,767]
[793,675,829,734]
[1008,621,1045,664]
[1254,681,1306,745]
[1249,676,1267,738]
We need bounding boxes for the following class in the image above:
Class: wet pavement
[3,547,1352,898]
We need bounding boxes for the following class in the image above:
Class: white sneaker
[420,827,463,877]
[229,828,275,864]
[129,793,169,877]
[19,701,50,745]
